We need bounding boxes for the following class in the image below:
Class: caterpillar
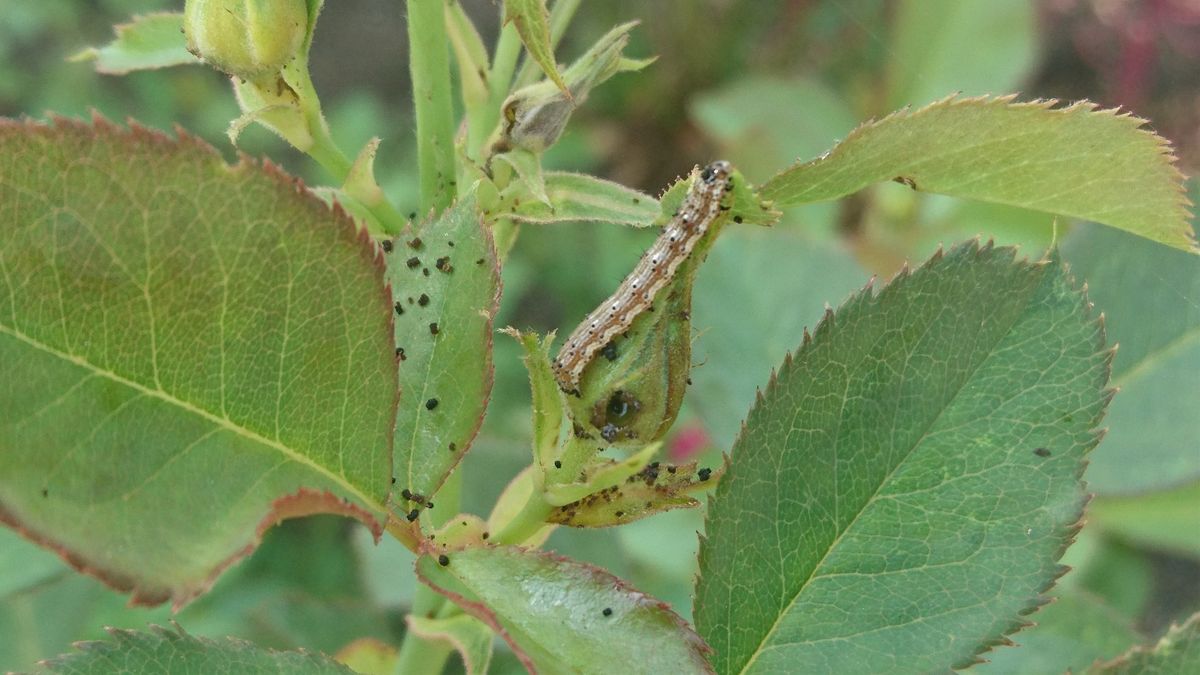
[552,160,734,393]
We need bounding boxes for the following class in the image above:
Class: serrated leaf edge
[0,113,398,608]
[693,239,1111,673]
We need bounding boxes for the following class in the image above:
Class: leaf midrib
[735,263,1049,674]
[0,322,382,511]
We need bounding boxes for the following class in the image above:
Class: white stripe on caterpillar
[552,161,734,393]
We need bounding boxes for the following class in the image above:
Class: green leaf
[689,228,867,451]
[886,0,1036,110]
[416,546,712,674]
[1087,613,1200,674]
[1061,223,1200,494]
[70,13,198,75]
[759,96,1195,253]
[33,623,354,674]
[0,117,396,607]
[406,614,494,675]
[695,241,1111,674]
[502,0,570,99]
[1089,481,1200,559]
[389,195,500,500]
[973,590,1142,675]
[508,172,659,226]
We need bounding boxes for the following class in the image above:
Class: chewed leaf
[547,460,718,528]
[70,13,198,74]
[416,546,713,674]
[34,623,353,674]
[0,117,395,608]
[760,95,1195,252]
[508,172,659,226]
[695,241,1111,673]
[389,195,501,501]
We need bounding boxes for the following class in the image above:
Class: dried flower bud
[184,0,308,79]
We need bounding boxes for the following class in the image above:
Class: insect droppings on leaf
[1033,447,1052,457]
[425,398,439,410]
[438,554,450,566]
[418,293,430,307]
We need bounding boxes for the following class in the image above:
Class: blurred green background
[1,1,1197,672]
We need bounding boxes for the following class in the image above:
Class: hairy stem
[407,0,456,214]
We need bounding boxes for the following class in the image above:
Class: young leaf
[389,195,501,501]
[406,614,494,675]
[695,241,1111,673]
[1061,223,1200,494]
[416,546,712,674]
[507,172,659,226]
[502,0,570,99]
[0,117,396,608]
[760,96,1195,253]
[70,13,198,75]
[1087,613,1200,674]
[34,623,353,674]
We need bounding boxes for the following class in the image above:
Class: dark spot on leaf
[401,488,412,500]
[448,241,455,247]
[406,257,420,269]
[894,175,919,190]
[698,468,712,481]
[395,347,407,360]
[41,488,48,498]
[429,322,439,335]
[438,554,450,566]
[423,268,430,277]
[418,293,430,307]
[406,509,419,522]
[482,532,489,540]
[615,511,624,518]
[733,215,743,224]
[435,256,453,273]
[425,398,439,410]
[409,211,417,219]
[390,477,396,484]
[602,608,613,617]
[394,301,404,315]
[381,239,393,253]
[1034,447,1051,457]
[554,460,562,468]
[448,442,457,452]
[476,258,485,265]
[407,237,423,249]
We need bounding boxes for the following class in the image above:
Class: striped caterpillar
[552,161,734,393]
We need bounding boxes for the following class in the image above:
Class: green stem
[392,582,454,674]
[289,66,409,235]
[469,20,522,155]
[492,485,554,545]
[407,0,456,214]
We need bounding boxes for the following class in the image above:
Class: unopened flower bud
[184,0,308,79]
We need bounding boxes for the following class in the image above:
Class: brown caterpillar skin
[552,161,733,393]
